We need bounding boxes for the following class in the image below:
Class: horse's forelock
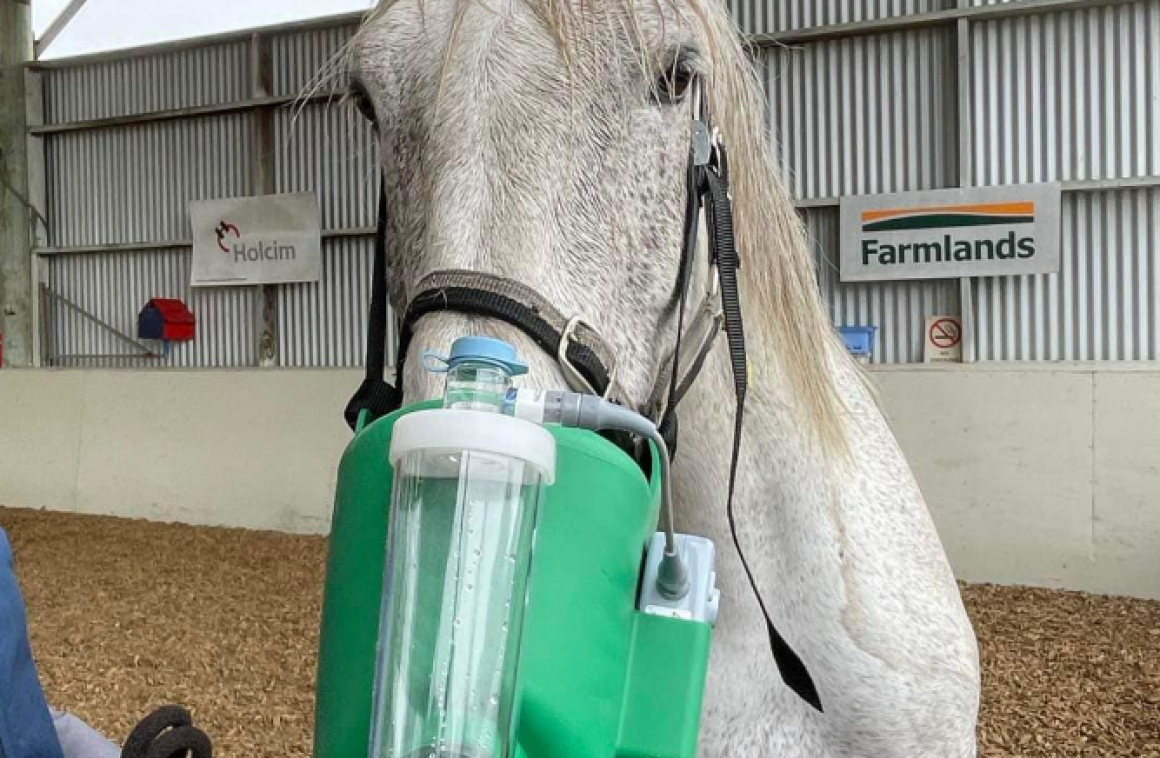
[352,0,855,456]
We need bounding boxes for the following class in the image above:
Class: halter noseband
[354,268,624,420]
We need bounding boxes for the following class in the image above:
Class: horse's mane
[674,4,854,454]
[351,0,854,453]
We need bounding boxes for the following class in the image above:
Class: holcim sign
[839,183,1061,282]
[190,193,322,286]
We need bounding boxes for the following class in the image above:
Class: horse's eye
[654,55,696,105]
[347,80,378,125]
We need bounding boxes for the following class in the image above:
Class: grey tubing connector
[507,389,690,601]
[514,390,656,438]
[655,540,691,601]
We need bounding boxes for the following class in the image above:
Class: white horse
[346,0,981,754]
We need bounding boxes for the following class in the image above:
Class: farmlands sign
[839,184,1061,282]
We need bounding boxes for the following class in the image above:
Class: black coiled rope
[121,705,212,758]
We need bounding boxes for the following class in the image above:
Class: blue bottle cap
[422,336,528,376]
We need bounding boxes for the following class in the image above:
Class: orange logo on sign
[861,202,1035,232]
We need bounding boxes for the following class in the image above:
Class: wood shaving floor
[2,507,1157,757]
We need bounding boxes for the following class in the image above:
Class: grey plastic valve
[639,532,720,626]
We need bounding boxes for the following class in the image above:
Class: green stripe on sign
[864,214,1035,232]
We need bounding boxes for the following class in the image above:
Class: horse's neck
[673,340,861,549]
[672,342,868,627]
[673,342,979,755]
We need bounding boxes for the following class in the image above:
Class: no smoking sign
[925,316,962,363]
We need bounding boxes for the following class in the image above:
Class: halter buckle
[559,316,617,400]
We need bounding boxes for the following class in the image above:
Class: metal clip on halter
[689,80,715,169]
[691,120,713,168]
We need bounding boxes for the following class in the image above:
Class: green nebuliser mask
[316,337,717,758]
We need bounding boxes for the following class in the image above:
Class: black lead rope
[701,157,824,713]
[121,705,213,758]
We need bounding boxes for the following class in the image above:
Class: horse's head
[346,0,748,409]
[348,0,847,445]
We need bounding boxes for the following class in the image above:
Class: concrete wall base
[0,369,358,534]
[871,363,1160,600]
[1,365,1156,598]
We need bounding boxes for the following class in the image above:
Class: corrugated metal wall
[274,104,378,232]
[271,24,357,98]
[46,114,253,247]
[728,0,952,35]
[974,187,1160,361]
[45,249,256,368]
[743,0,1160,363]
[37,23,386,369]
[970,4,1160,186]
[765,29,958,199]
[269,23,385,366]
[277,236,375,368]
[758,19,960,362]
[270,88,383,367]
[35,4,1160,367]
[42,41,250,124]
[968,2,1160,360]
[808,208,960,363]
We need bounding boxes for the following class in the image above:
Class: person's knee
[50,709,120,758]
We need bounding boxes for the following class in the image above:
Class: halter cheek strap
[343,183,397,430]
[659,97,825,712]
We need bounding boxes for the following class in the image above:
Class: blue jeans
[0,528,65,758]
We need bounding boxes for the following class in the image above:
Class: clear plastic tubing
[370,338,554,758]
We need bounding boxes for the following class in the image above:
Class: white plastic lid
[390,409,556,484]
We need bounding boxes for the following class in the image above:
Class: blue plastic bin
[837,325,877,357]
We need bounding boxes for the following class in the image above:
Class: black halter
[343,262,619,432]
[343,95,824,713]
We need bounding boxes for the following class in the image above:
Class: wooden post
[250,32,278,367]
[0,0,33,367]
